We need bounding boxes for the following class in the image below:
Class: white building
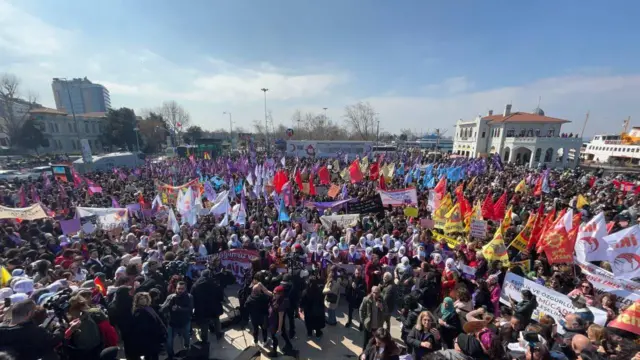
[453,104,582,168]
[29,107,106,154]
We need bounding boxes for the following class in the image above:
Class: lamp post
[223,111,233,150]
[261,88,268,152]
[323,107,328,119]
[134,127,141,152]
[59,78,82,149]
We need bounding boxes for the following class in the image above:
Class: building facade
[0,98,43,147]
[453,104,582,168]
[29,108,106,154]
[51,77,111,114]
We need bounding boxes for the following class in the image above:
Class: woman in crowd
[323,267,341,326]
[568,280,599,306]
[435,297,462,349]
[268,285,294,357]
[360,328,400,360]
[407,311,441,359]
[299,275,325,338]
[129,292,167,360]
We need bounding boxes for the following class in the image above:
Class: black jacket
[160,292,194,328]
[345,275,367,305]
[244,291,270,320]
[406,327,441,359]
[0,321,62,360]
[191,276,224,319]
[129,307,167,356]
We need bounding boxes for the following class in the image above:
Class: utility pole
[376,120,380,145]
[261,88,269,153]
[580,111,589,138]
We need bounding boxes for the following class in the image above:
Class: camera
[42,288,73,325]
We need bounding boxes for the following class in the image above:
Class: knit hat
[274,285,286,294]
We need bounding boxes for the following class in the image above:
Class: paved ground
[155,285,405,360]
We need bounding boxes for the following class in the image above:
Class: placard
[470,219,487,238]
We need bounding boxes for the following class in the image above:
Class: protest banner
[432,231,461,250]
[378,187,418,207]
[327,184,340,198]
[0,203,48,220]
[460,264,476,279]
[575,258,640,309]
[347,195,385,215]
[155,179,202,205]
[218,249,259,284]
[320,214,360,230]
[76,207,129,230]
[404,207,419,218]
[500,272,607,333]
[608,301,640,336]
[470,220,487,239]
[420,218,434,229]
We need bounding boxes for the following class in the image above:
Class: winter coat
[160,292,194,328]
[191,276,224,319]
[323,279,341,310]
[128,307,167,356]
[300,284,326,330]
[359,294,387,331]
[407,327,441,359]
[345,275,367,306]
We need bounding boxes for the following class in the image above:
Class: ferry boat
[583,123,640,165]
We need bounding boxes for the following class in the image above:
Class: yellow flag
[466,177,476,190]
[340,168,350,181]
[434,193,452,229]
[577,194,589,210]
[444,203,464,234]
[502,206,513,233]
[332,160,340,173]
[383,163,395,183]
[465,201,483,232]
[514,179,526,193]
[509,213,535,252]
[360,157,369,175]
[0,266,11,287]
[482,227,510,266]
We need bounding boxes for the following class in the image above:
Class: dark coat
[0,322,61,360]
[406,327,441,359]
[345,275,367,306]
[160,292,194,328]
[191,276,224,319]
[245,291,270,321]
[128,307,167,356]
[299,284,325,330]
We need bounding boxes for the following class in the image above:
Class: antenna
[537,96,541,108]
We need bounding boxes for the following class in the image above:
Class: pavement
[155,284,405,360]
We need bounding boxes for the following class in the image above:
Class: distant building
[29,107,106,154]
[0,97,42,147]
[453,104,582,168]
[51,77,111,114]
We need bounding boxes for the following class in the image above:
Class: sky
[1,0,639,137]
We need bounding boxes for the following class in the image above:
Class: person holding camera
[160,281,194,359]
[0,299,62,360]
[359,285,387,350]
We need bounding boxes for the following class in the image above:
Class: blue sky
[1,0,639,136]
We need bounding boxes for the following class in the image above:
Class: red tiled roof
[482,112,570,124]
[29,107,67,115]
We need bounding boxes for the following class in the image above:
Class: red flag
[493,192,507,221]
[318,166,330,185]
[274,170,287,194]
[138,193,145,206]
[543,210,574,264]
[369,162,380,181]
[434,177,447,195]
[461,196,471,218]
[536,208,559,253]
[295,168,304,191]
[481,192,494,220]
[349,160,363,184]
[589,176,596,188]
[533,175,543,196]
[94,276,107,296]
[308,172,317,196]
[567,212,583,249]
[71,170,84,188]
[379,174,386,190]
[527,201,545,249]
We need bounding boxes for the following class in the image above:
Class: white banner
[0,203,48,220]
[320,214,360,230]
[377,187,418,207]
[471,220,487,239]
[603,225,640,280]
[76,207,129,229]
[500,272,607,333]
[575,212,609,263]
[575,259,640,309]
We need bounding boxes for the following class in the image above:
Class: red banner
[608,301,640,335]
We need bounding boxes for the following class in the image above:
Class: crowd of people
[0,149,638,360]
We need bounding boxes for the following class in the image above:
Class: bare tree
[159,100,190,143]
[289,109,350,141]
[0,73,39,145]
[343,101,377,140]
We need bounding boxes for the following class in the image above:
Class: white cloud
[423,76,474,95]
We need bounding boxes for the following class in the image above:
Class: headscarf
[365,246,373,260]
[325,236,336,250]
[440,297,455,320]
[445,258,457,272]
[338,237,349,250]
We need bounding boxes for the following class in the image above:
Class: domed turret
[532,107,545,116]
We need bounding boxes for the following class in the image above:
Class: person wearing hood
[324,236,337,251]
[228,234,242,249]
[441,258,458,299]
[338,236,349,251]
[347,244,362,264]
[191,269,224,343]
[330,246,342,264]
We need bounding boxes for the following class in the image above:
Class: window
[481,131,485,138]
[519,129,526,137]
[68,123,73,132]
[535,129,541,136]
[54,123,59,133]
[506,129,515,137]
[84,121,89,133]
[92,123,96,132]
[74,123,77,133]
[526,129,533,137]
[547,128,555,136]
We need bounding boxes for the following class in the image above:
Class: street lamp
[323,107,328,120]
[261,88,268,152]
[133,127,141,152]
[59,78,82,150]
[223,112,232,134]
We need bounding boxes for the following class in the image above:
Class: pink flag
[18,186,27,207]
[30,185,40,203]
